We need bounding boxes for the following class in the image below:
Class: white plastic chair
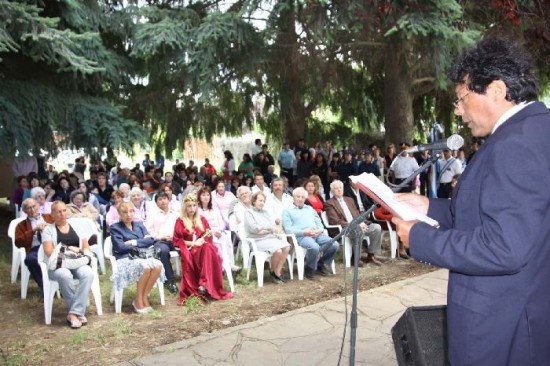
[238,223,292,287]
[229,214,249,270]
[286,233,336,280]
[37,240,103,325]
[103,236,165,313]
[9,217,26,285]
[321,211,353,268]
[68,217,106,274]
[8,217,32,298]
[222,230,236,292]
[372,212,398,259]
[170,250,181,277]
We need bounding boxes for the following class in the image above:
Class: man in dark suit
[15,198,54,292]
[392,38,550,365]
[325,180,382,266]
[344,178,374,213]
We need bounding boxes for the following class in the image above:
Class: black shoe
[167,282,178,294]
[270,271,285,284]
[399,252,410,260]
[317,263,332,277]
[304,267,315,280]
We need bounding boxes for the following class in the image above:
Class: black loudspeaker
[391,305,449,366]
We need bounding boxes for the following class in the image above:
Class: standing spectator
[221,150,236,181]
[436,149,462,199]
[238,153,255,178]
[388,144,419,193]
[277,142,296,187]
[142,154,152,170]
[311,153,329,198]
[261,144,275,166]
[296,150,313,180]
[251,138,262,158]
[357,150,381,177]
[337,150,357,184]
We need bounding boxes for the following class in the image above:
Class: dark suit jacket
[15,214,54,253]
[344,185,374,212]
[410,102,550,365]
[324,196,359,229]
[109,221,155,260]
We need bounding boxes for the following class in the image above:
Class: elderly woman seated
[109,202,164,313]
[244,192,291,283]
[20,187,52,217]
[42,201,94,329]
[67,190,100,229]
[129,187,149,222]
[173,194,233,304]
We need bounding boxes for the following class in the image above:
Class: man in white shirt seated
[145,192,180,294]
[267,178,293,226]
[251,173,271,196]
[325,180,382,266]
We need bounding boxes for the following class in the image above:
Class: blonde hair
[180,194,204,232]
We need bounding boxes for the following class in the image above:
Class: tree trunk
[277,0,307,148]
[384,38,414,147]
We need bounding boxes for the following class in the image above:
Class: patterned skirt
[111,257,166,290]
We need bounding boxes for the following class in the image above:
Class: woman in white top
[197,187,241,273]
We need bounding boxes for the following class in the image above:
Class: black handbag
[128,246,161,260]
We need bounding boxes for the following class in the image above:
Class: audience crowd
[11,137,478,326]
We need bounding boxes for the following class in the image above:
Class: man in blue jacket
[393,38,550,365]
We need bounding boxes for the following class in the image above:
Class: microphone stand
[331,203,377,366]
[388,152,441,193]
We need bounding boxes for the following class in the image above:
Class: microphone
[404,134,464,153]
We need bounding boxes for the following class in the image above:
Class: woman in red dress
[173,194,233,304]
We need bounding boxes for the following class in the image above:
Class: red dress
[173,217,233,304]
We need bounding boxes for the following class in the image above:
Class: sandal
[78,316,88,325]
[66,315,82,329]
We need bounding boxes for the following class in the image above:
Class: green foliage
[0,0,146,159]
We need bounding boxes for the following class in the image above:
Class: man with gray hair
[325,180,382,266]
[282,187,339,279]
[15,198,54,292]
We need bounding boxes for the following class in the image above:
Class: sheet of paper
[349,173,439,228]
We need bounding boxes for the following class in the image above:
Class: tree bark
[383,38,414,147]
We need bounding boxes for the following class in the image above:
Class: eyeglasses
[453,91,472,108]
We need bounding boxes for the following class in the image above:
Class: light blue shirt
[277,149,296,169]
[282,204,324,237]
